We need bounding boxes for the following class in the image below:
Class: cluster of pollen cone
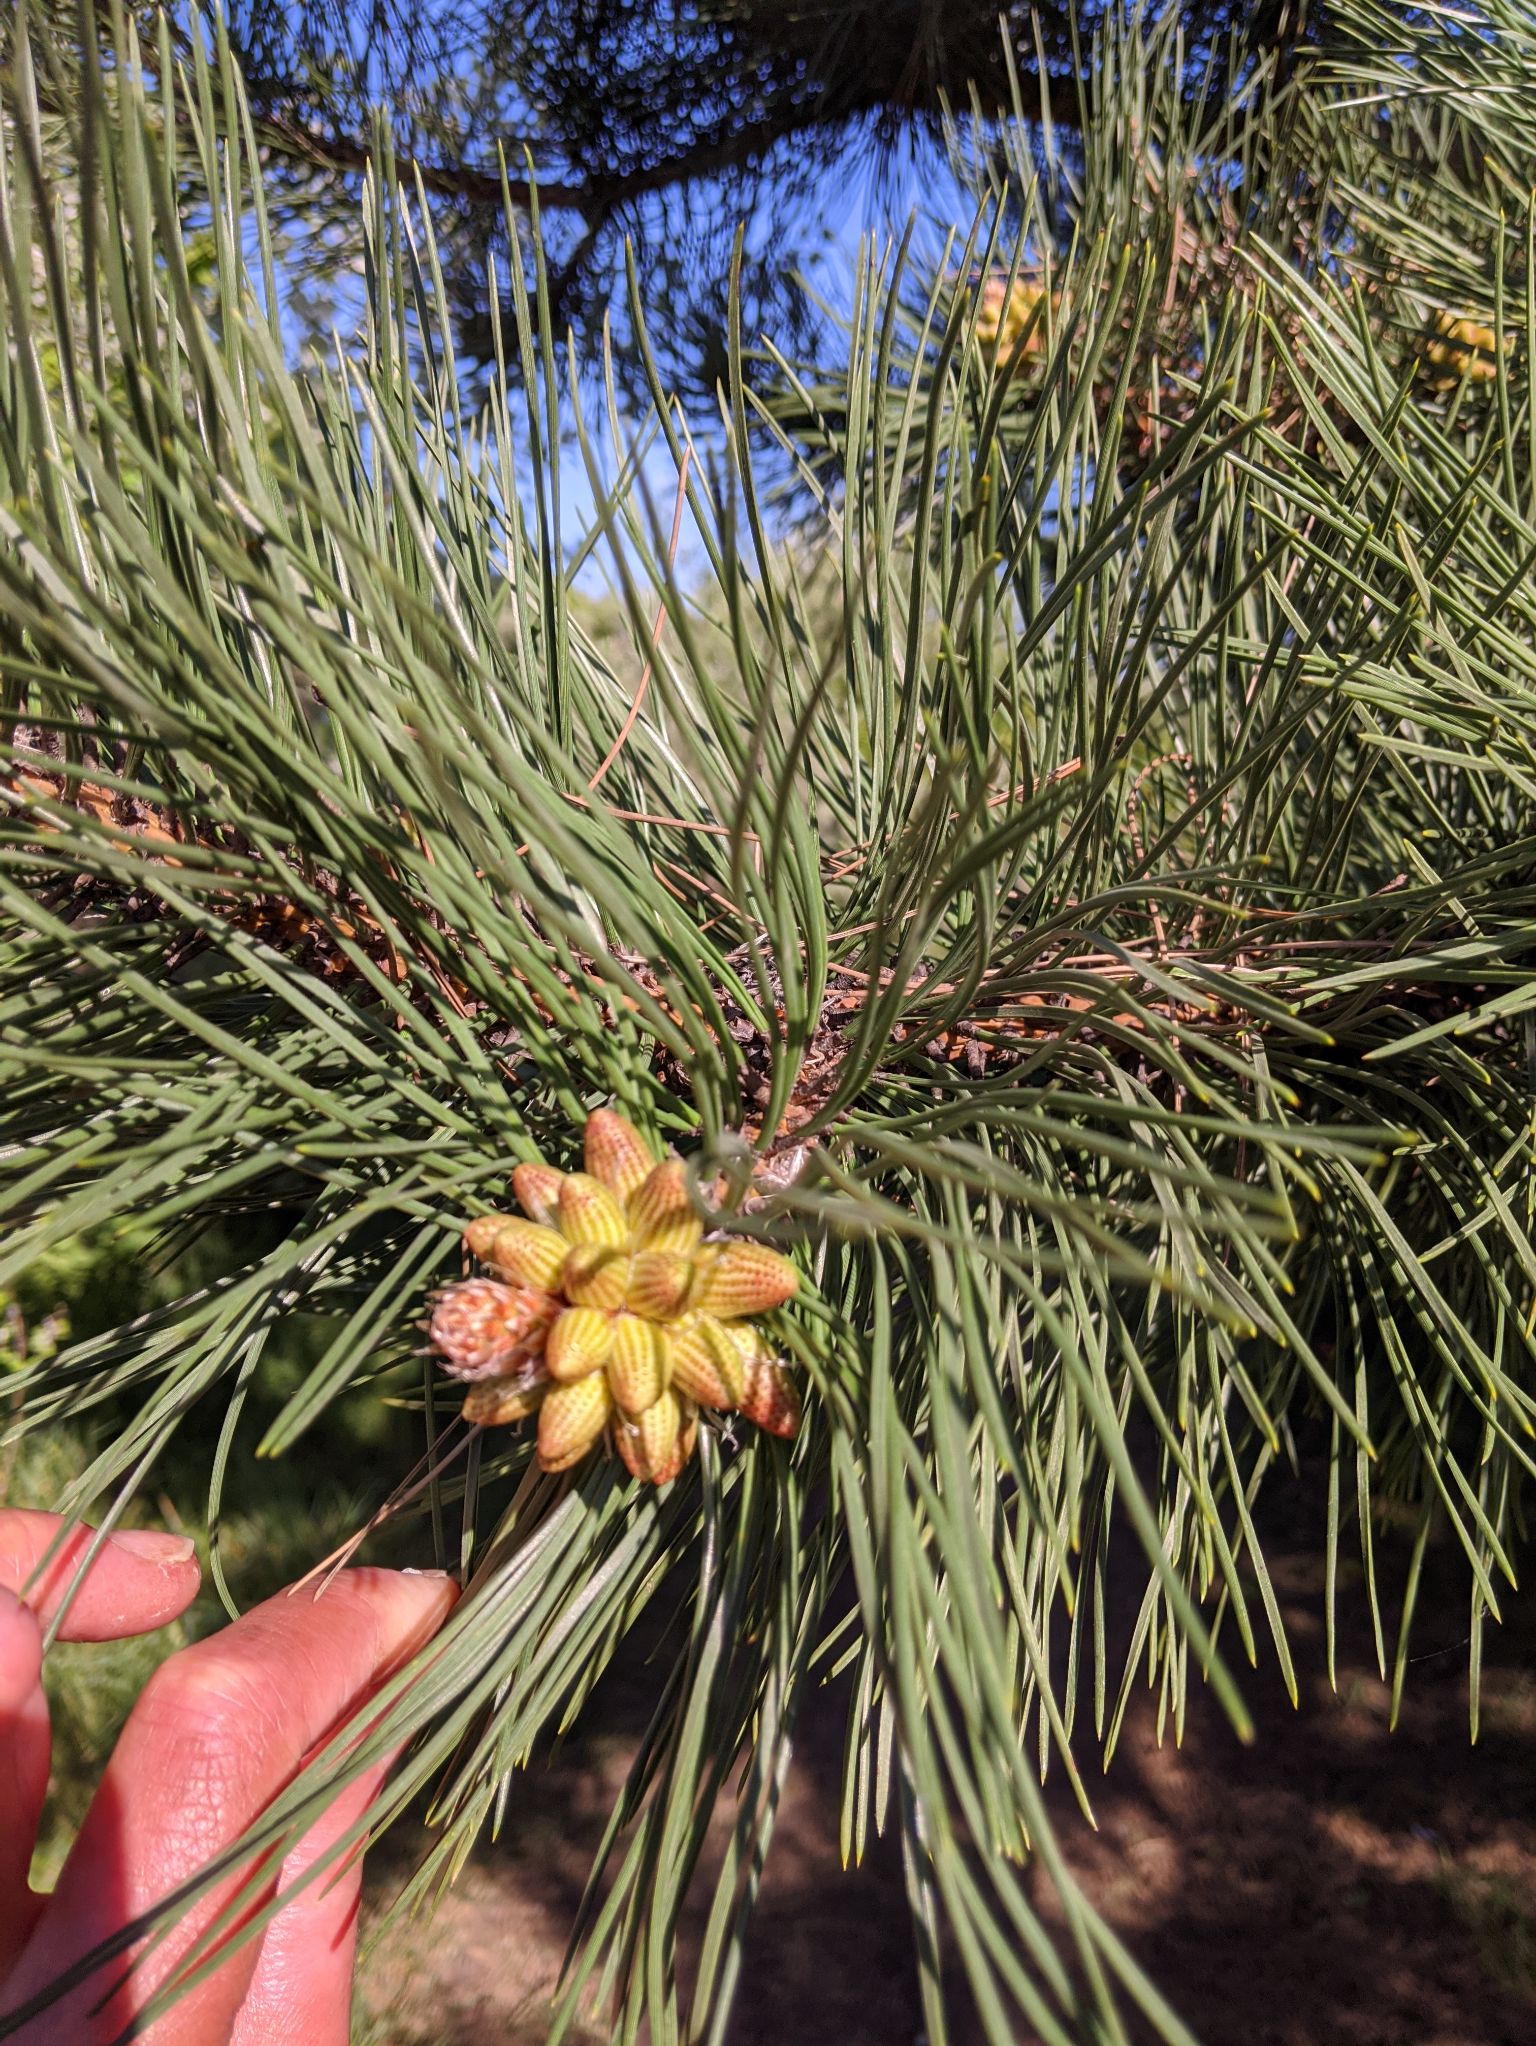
[974,272,1052,365]
[429,1110,802,1484]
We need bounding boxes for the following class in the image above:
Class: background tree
[4,3,1536,2043]
[207,0,1313,394]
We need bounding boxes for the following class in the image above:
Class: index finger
[0,1510,201,1641]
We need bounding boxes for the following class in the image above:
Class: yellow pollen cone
[559,1172,628,1249]
[626,1249,698,1321]
[674,1403,699,1473]
[584,1108,658,1201]
[562,1244,632,1310]
[639,1390,684,1470]
[617,1407,695,1489]
[613,1389,687,1483]
[463,1214,513,1259]
[975,274,1049,358]
[462,1378,548,1426]
[719,1319,773,1368]
[611,1415,647,1483]
[669,1314,746,1407]
[546,1304,616,1382]
[1425,312,1500,385]
[1434,310,1497,352]
[511,1163,564,1227]
[695,1241,799,1319]
[606,1313,671,1415]
[626,1157,703,1252]
[538,1373,613,1471]
[737,1356,802,1439]
[465,1216,568,1291]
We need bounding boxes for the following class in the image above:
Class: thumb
[0,1588,48,1973]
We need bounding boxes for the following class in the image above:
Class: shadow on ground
[358,1478,1536,2046]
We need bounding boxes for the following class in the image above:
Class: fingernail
[109,1528,198,1564]
[400,1567,454,1579]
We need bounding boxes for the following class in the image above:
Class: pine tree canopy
[3,2,1536,2040]
[197,0,1305,388]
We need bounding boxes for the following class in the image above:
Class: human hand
[0,1509,456,2043]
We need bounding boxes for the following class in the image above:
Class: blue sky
[553,145,985,592]
[239,0,992,600]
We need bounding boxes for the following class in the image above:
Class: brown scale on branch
[2,752,1484,1163]
[5,755,449,992]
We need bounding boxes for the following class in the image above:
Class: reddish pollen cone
[430,1278,557,1381]
[737,1357,802,1438]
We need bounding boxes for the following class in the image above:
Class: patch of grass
[1439,1865,1536,1998]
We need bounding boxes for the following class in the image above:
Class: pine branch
[7,753,1518,1142]
[6,8,1536,2044]
[248,101,856,218]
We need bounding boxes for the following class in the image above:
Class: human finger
[1,1565,456,2044]
[0,1509,201,1642]
[227,1753,394,2046]
[0,1508,199,1976]
[0,1588,49,1972]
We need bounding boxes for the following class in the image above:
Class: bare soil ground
[358,1493,1536,2046]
